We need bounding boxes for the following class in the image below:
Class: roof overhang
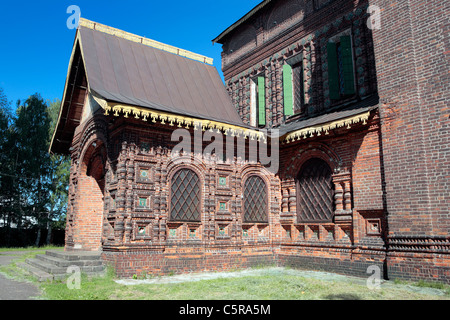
[91,93,267,142]
[49,31,88,155]
[281,109,373,144]
[50,18,239,155]
[277,94,379,144]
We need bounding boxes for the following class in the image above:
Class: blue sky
[0,0,260,107]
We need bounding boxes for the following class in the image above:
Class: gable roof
[79,20,244,125]
[50,18,248,154]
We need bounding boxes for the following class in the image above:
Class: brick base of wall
[277,254,386,279]
[101,244,449,284]
[386,252,450,284]
[102,244,276,278]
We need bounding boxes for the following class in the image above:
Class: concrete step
[35,253,103,268]
[45,250,103,261]
[26,258,67,275]
[27,257,105,274]
[18,262,55,282]
[22,250,106,282]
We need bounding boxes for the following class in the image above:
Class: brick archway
[72,140,107,251]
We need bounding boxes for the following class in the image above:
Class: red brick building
[50,0,449,283]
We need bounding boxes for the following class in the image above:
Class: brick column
[332,172,352,225]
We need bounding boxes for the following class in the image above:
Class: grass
[0,245,63,253]
[0,245,63,280]
[1,247,449,300]
[40,268,450,300]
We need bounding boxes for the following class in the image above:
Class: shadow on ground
[324,293,361,300]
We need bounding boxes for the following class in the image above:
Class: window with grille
[243,175,268,223]
[327,35,355,100]
[283,53,305,117]
[297,158,334,222]
[292,63,304,114]
[170,169,201,222]
[250,76,266,127]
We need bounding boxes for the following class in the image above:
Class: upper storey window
[283,54,304,117]
[250,75,266,127]
[327,33,356,100]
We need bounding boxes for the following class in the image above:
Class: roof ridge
[79,18,214,65]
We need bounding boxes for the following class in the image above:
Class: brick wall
[366,0,450,282]
[221,0,377,128]
[63,0,449,283]
[70,142,105,251]
[91,113,391,280]
[103,245,275,278]
[369,0,450,236]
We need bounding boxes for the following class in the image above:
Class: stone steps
[22,250,106,282]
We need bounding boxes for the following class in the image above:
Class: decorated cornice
[92,93,372,145]
[91,94,267,143]
[282,110,371,144]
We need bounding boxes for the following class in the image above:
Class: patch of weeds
[393,279,406,285]
[415,280,450,295]
[391,278,450,296]
[0,246,63,253]
[40,266,118,300]
[0,248,61,282]
[415,280,445,290]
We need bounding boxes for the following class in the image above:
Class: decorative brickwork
[55,0,449,283]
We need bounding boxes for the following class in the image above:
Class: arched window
[170,168,201,222]
[243,175,268,223]
[297,158,334,222]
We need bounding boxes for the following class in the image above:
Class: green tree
[14,94,52,246]
[0,91,70,247]
[0,88,15,243]
[45,99,70,244]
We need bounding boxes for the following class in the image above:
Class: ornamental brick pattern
[57,0,449,283]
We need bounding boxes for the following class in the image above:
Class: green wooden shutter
[283,64,293,116]
[258,76,266,126]
[340,36,355,95]
[327,42,340,100]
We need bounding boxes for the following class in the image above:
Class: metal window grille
[337,44,345,94]
[292,63,304,114]
[297,158,334,222]
[170,169,201,221]
[243,175,268,223]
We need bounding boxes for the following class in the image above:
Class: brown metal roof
[78,25,246,127]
